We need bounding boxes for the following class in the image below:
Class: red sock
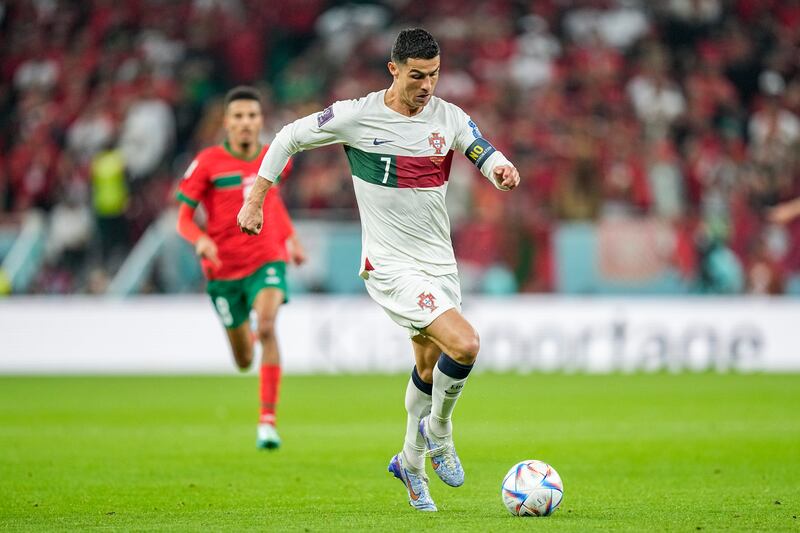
[259,364,281,425]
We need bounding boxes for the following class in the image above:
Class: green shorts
[206,261,288,328]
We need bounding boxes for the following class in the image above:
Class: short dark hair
[224,86,262,108]
[391,28,440,64]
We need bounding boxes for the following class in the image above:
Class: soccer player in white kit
[238,28,519,511]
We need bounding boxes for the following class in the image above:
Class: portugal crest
[428,132,446,155]
[417,292,438,312]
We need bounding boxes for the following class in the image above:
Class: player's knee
[256,318,276,343]
[417,365,434,384]
[447,331,479,366]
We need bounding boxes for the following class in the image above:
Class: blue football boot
[388,453,437,512]
[419,415,464,487]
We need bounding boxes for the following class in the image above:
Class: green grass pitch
[1,373,798,531]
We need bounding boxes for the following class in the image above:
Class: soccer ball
[501,460,563,517]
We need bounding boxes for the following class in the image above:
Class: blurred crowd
[0,0,799,294]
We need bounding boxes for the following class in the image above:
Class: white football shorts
[364,268,462,338]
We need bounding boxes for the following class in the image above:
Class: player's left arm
[454,111,519,191]
[286,233,307,266]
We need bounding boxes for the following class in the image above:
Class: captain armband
[464,138,497,170]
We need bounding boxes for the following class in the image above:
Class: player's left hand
[493,165,520,191]
[287,235,307,266]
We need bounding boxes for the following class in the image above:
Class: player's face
[224,99,263,147]
[389,56,440,109]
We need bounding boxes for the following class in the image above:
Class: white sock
[430,354,473,438]
[401,368,431,472]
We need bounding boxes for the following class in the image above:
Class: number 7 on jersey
[380,157,391,184]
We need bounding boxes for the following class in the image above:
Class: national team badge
[417,292,438,312]
[428,132,445,155]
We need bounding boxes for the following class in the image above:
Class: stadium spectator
[626,48,687,139]
[66,100,116,164]
[90,142,129,267]
[118,79,176,181]
[44,178,93,276]
[1,0,799,295]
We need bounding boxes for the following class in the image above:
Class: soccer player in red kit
[176,86,305,449]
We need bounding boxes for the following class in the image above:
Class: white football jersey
[258,90,512,278]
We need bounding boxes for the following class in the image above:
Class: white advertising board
[0,296,797,374]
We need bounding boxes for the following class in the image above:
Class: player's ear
[388,61,399,78]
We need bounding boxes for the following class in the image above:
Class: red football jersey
[177,142,294,280]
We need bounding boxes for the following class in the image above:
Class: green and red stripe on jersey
[343,146,454,188]
[210,172,243,189]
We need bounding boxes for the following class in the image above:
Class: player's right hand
[237,202,263,235]
[195,235,222,268]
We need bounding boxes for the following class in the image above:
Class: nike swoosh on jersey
[372,138,392,145]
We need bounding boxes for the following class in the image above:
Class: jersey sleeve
[258,99,358,182]
[176,154,210,207]
[451,107,514,190]
[273,156,294,184]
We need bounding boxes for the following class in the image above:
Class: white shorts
[364,269,462,337]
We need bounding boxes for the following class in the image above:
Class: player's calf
[232,345,254,370]
[226,324,255,370]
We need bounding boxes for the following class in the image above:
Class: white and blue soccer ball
[501,460,563,517]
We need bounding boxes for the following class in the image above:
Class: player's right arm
[239,101,356,235]
[176,153,222,268]
[176,204,221,268]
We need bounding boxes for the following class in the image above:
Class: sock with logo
[401,366,432,472]
[259,364,280,425]
[430,353,473,438]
